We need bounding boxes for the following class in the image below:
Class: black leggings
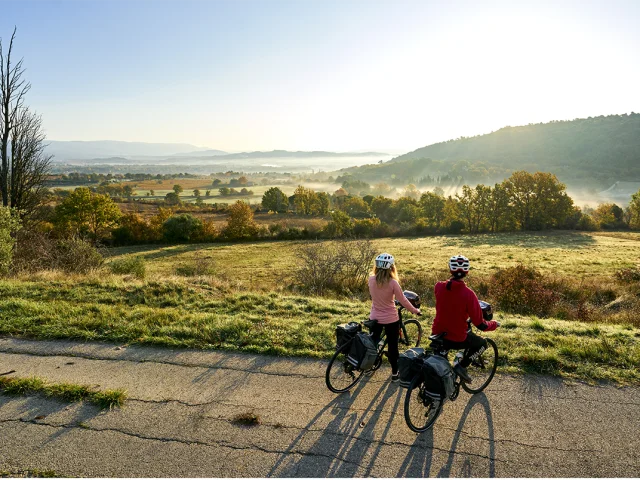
[371,321,400,374]
[442,331,487,368]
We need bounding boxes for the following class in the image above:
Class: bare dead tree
[0,28,51,223]
[10,107,52,221]
[0,27,32,207]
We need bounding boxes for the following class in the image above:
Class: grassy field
[1,231,639,385]
[109,231,640,285]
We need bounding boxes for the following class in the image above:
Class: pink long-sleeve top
[368,276,420,324]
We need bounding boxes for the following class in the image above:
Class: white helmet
[449,254,470,273]
[375,253,395,269]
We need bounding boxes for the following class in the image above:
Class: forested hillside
[339,114,640,189]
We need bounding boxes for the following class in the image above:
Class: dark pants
[442,331,487,367]
[371,321,400,374]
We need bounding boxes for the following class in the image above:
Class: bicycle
[403,305,499,433]
[325,290,423,394]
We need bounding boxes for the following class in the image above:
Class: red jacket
[432,279,498,342]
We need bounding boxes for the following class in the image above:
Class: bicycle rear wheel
[404,374,443,433]
[399,319,422,348]
[326,343,364,393]
[461,338,498,394]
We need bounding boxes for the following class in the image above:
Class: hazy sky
[2,0,639,152]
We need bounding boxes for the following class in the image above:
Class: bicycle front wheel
[326,343,364,393]
[461,338,498,394]
[404,374,443,433]
[399,319,422,348]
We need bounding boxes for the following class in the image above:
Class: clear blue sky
[2,0,640,152]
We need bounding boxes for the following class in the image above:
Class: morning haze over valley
[0,0,639,478]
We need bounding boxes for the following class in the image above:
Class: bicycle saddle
[428,332,447,342]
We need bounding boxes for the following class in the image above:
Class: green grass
[0,375,127,409]
[0,275,638,385]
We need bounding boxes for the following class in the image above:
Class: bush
[615,267,640,283]
[292,239,377,295]
[0,207,21,275]
[163,214,203,242]
[175,253,217,277]
[576,214,599,231]
[55,238,105,273]
[489,265,559,317]
[109,256,146,279]
[14,231,104,274]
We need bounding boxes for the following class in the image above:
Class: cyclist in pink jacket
[368,253,421,382]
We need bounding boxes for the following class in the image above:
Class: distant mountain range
[45,140,213,160]
[47,142,388,164]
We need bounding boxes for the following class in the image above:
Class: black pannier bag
[421,355,455,400]
[398,347,426,388]
[347,332,378,371]
[335,322,361,348]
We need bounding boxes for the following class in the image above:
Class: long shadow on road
[436,392,496,478]
[268,378,403,477]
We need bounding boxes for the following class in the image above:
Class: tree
[503,171,574,230]
[219,187,230,196]
[371,196,394,223]
[342,196,371,218]
[238,176,248,185]
[205,190,211,197]
[293,185,321,215]
[486,183,512,232]
[164,192,181,205]
[7,107,52,222]
[222,201,258,239]
[419,191,445,229]
[149,189,155,196]
[456,184,491,233]
[262,186,288,212]
[54,187,121,240]
[212,178,221,186]
[403,184,420,200]
[163,214,203,242]
[193,189,201,198]
[324,210,353,238]
[0,31,51,222]
[173,184,183,195]
[442,196,462,232]
[315,192,330,215]
[627,190,640,229]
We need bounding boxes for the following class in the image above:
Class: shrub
[112,213,156,245]
[615,267,640,283]
[0,207,21,275]
[109,256,146,279]
[489,265,559,317]
[292,239,377,295]
[163,214,204,242]
[13,231,105,274]
[55,238,105,273]
[175,253,217,277]
[576,214,599,231]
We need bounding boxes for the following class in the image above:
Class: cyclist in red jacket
[432,255,500,383]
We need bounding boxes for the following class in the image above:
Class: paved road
[0,338,638,477]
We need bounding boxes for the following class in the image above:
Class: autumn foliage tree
[222,201,258,240]
[54,187,122,241]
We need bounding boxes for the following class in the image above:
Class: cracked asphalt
[0,338,638,477]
